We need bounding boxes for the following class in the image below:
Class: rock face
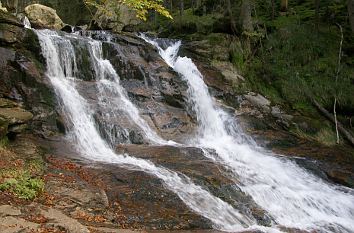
[71,31,196,143]
[0,10,58,141]
[24,4,64,30]
[0,11,24,44]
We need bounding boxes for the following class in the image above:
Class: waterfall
[34,29,264,232]
[141,34,354,233]
[23,16,31,29]
[85,39,176,145]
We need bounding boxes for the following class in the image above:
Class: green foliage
[246,23,354,114]
[0,156,45,200]
[292,125,338,146]
[0,171,44,200]
[84,0,172,21]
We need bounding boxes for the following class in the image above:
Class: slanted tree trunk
[280,0,288,12]
[311,99,354,146]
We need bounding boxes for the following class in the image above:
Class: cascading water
[34,29,263,232]
[23,16,31,29]
[141,34,354,233]
[86,39,174,145]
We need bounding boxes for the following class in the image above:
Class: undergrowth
[0,156,45,200]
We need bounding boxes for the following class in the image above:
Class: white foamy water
[86,39,174,145]
[141,34,354,233]
[35,29,260,232]
[23,16,31,29]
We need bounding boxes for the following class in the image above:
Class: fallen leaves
[74,210,106,223]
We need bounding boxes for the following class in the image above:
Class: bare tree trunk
[179,0,184,16]
[271,0,275,19]
[280,0,288,12]
[240,0,253,56]
[226,0,236,34]
[240,0,253,33]
[333,23,344,144]
[196,0,201,8]
[315,0,320,29]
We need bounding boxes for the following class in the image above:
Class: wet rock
[0,21,58,137]
[61,24,74,33]
[116,144,272,226]
[25,4,65,30]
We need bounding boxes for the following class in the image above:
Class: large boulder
[93,2,139,32]
[0,2,7,12]
[24,4,64,30]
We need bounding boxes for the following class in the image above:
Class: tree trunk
[240,0,253,33]
[179,0,184,16]
[348,0,354,33]
[315,0,320,29]
[280,0,288,12]
[333,23,344,144]
[226,0,236,33]
[271,0,275,19]
[196,0,201,8]
[240,0,253,55]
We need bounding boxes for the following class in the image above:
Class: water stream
[35,29,260,232]
[141,34,354,233]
